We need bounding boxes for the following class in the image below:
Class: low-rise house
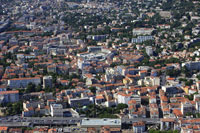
[160,118,175,131]
[95,95,105,104]
[149,96,157,104]
[150,103,159,118]
[162,108,170,117]
[173,109,183,118]
[0,126,8,133]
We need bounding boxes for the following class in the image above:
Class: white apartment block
[132,28,154,35]
[8,77,41,88]
[117,93,131,105]
[50,104,63,117]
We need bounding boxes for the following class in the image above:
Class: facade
[150,104,159,118]
[43,76,53,89]
[138,76,160,86]
[117,93,131,105]
[159,11,171,18]
[181,101,195,115]
[133,121,145,133]
[132,28,154,35]
[0,127,8,133]
[23,101,40,110]
[92,35,106,41]
[160,118,175,131]
[131,95,141,105]
[22,108,34,117]
[88,46,102,52]
[8,77,41,88]
[145,46,153,56]
[182,61,200,71]
[132,36,154,43]
[50,104,63,117]
[0,90,19,103]
[69,97,91,108]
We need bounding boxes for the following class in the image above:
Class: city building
[43,76,53,89]
[50,104,63,117]
[68,97,91,108]
[117,93,131,105]
[145,46,153,56]
[132,36,154,43]
[132,121,146,133]
[132,28,155,35]
[0,90,19,103]
[8,77,41,88]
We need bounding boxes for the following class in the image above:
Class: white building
[145,46,153,56]
[117,93,131,105]
[138,76,160,86]
[8,77,41,88]
[131,95,141,104]
[159,11,171,18]
[147,76,160,86]
[50,104,63,117]
[132,28,154,35]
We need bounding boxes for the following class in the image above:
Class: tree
[110,62,120,67]
[166,69,181,77]
[171,21,181,29]
[181,66,191,77]
[87,40,97,46]
[26,83,36,93]
[184,93,196,101]
[185,80,193,86]
[149,129,179,133]
[36,84,42,92]
[142,98,149,106]
[6,101,23,115]
[197,74,200,80]
[108,42,112,48]
[116,103,128,110]
[89,87,96,94]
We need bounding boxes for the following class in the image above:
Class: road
[0,116,82,126]
[0,116,161,127]
[122,118,160,124]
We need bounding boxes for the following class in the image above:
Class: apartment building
[117,93,131,105]
[0,90,19,103]
[50,104,63,117]
[8,77,41,88]
[132,28,155,35]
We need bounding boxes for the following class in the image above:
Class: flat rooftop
[81,118,121,127]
